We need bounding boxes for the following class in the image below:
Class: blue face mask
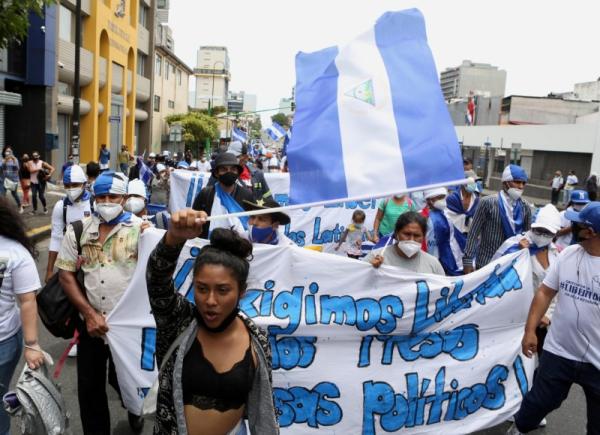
[465,183,479,193]
[250,225,278,244]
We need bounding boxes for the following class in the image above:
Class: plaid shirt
[1,158,20,182]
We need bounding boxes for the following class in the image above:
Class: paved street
[5,236,586,434]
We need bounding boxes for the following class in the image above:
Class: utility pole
[71,0,82,165]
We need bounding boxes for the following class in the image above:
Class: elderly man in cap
[508,202,600,435]
[227,140,272,202]
[57,170,144,433]
[192,152,254,239]
[463,164,532,272]
[244,197,295,245]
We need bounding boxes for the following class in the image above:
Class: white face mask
[66,187,83,202]
[530,232,553,248]
[125,197,145,214]
[96,202,124,223]
[397,240,421,258]
[433,199,447,211]
[507,187,523,201]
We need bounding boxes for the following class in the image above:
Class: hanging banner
[107,228,535,434]
[168,170,379,251]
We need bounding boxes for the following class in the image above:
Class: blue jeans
[0,328,23,435]
[119,163,128,173]
[514,350,600,434]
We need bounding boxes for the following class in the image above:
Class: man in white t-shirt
[562,170,579,205]
[509,201,600,434]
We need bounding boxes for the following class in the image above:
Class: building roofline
[156,46,193,74]
[504,94,600,103]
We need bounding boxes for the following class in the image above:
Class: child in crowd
[335,210,373,259]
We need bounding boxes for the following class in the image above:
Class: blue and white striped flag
[266,122,286,141]
[287,9,464,205]
[137,157,154,186]
[282,125,292,157]
[232,127,248,143]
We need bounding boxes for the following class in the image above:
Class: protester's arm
[372,208,384,241]
[47,202,65,282]
[146,209,207,328]
[17,292,45,369]
[522,284,557,358]
[556,226,571,237]
[463,198,488,273]
[42,161,55,176]
[335,229,349,250]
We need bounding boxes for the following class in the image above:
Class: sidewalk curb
[27,224,51,244]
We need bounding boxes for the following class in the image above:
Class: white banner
[168,170,379,252]
[107,228,536,434]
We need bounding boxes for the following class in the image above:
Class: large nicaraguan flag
[266,122,287,141]
[287,9,464,204]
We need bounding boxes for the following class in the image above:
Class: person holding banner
[364,211,445,274]
[372,194,416,243]
[424,187,464,276]
[192,152,254,239]
[463,164,532,273]
[57,171,144,434]
[146,212,278,435]
[510,202,600,435]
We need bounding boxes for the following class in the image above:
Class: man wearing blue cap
[509,201,600,434]
[555,189,590,249]
[56,171,144,434]
[463,164,532,272]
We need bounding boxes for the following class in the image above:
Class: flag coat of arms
[287,9,464,205]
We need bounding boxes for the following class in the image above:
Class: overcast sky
[169,0,600,122]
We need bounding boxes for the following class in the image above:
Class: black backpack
[37,220,84,339]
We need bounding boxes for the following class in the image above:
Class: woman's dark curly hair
[193,228,253,291]
[0,196,37,258]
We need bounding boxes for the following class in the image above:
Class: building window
[59,5,75,42]
[57,82,72,96]
[177,69,182,85]
[168,100,175,109]
[138,3,148,27]
[155,54,162,76]
[154,95,160,112]
[165,61,170,79]
[157,0,168,8]
[137,52,147,76]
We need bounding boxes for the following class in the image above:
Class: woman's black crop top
[182,338,256,412]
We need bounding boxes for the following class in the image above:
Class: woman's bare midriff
[184,405,245,435]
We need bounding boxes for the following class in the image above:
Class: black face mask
[194,306,239,333]
[218,172,238,187]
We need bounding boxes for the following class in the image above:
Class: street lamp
[71,0,82,164]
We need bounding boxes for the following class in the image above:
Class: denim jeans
[5,187,21,208]
[119,163,128,173]
[0,328,23,435]
[514,350,600,434]
[30,182,47,211]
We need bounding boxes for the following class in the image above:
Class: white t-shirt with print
[543,244,600,369]
[49,198,93,252]
[0,236,41,341]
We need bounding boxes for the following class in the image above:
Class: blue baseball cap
[570,190,590,204]
[565,202,600,233]
[93,171,128,196]
[501,164,528,183]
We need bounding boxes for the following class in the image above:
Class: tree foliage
[165,112,219,146]
[249,117,262,138]
[271,112,290,128]
[191,106,227,117]
[0,0,56,49]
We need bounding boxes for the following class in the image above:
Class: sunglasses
[531,228,554,237]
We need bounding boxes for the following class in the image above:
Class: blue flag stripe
[374,10,463,188]
[288,46,348,205]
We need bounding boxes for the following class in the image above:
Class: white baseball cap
[127,179,147,198]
